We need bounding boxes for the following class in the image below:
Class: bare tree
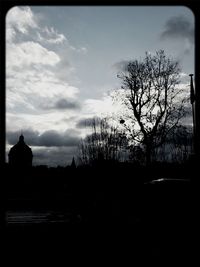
[167,125,193,163]
[78,117,128,165]
[117,50,187,165]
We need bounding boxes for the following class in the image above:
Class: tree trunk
[145,143,152,166]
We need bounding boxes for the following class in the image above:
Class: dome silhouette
[8,134,33,167]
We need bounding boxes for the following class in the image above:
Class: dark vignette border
[0,0,199,233]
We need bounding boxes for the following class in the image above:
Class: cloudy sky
[6,5,194,166]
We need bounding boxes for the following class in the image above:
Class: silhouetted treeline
[4,158,193,253]
[4,159,194,213]
[4,158,194,184]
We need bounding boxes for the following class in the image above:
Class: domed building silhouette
[8,134,33,167]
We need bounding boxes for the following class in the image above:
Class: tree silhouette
[117,50,186,165]
[168,125,193,162]
[78,117,127,165]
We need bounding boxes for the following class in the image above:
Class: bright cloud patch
[83,92,123,118]
[6,6,38,42]
[37,26,67,44]
[7,41,60,67]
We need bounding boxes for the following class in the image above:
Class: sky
[6,5,195,166]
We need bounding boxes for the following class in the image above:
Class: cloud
[7,129,40,145]
[6,6,66,46]
[6,6,80,121]
[160,15,194,44]
[83,92,122,118]
[7,129,81,147]
[37,26,67,44]
[7,41,60,68]
[6,6,38,42]
[54,98,81,110]
[38,98,81,111]
[69,45,88,54]
[6,64,80,116]
[39,130,80,147]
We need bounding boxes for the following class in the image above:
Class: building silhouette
[8,134,33,167]
[71,157,76,168]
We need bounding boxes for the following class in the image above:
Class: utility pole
[189,74,196,155]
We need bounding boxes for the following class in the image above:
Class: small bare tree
[78,117,127,165]
[168,125,193,162]
[117,50,187,165]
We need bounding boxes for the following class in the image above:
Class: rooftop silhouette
[8,134,33,167]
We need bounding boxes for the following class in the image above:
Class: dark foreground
[2,164,195,264]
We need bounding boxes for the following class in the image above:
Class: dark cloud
[76,116,102,128]
[7,129,40,146]
[55,99,81,110]
[160,15,194,44]
[40,98,81,110]
[7,129,81,147]
[112,60,130,72]
[39,130,80,147]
